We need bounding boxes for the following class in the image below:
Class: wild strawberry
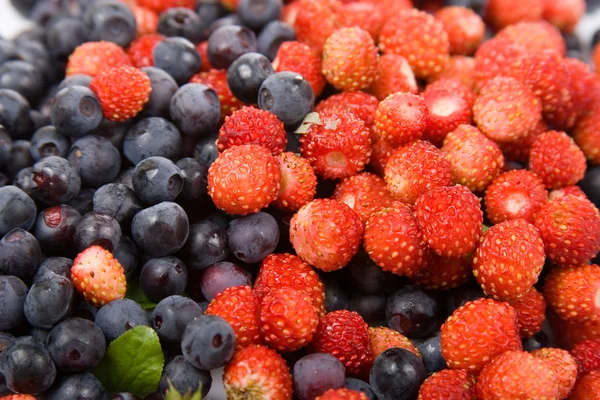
[196,41,212,72]
[216,107,286,154]
[273,41,326,97]
[223,345,293,400]
[571,339,600,375]
[127,33,163,68]
[369,136,396,176]
[549,186,588,202]
[321,27,378,91]
[290,199,363,271]
[378,9,449,79]
[435,6,485,56]
[310,310,372,377]
[441,298,522,373]
[384,140,452,205]
[484,0,543,30]
[431,55,476,90]
[285,0,340,56]
[299,108,371,180]
[594,43,600,76]
[508,287,546,338]
[71,245,127,307]
[574,109,600,165]
[442,125,504,193]
[550,314,600,350]
[415,185,482,259]
[206,285,262,349]
[190,69,245,121]
[569,370,600,400]
[484,170,547,225]
[473,38,526,90]
[473,76,542,143]
[136,0,195,13]
[332,172,394,223]
[424,77,475,110]
[411,253,472,291]
[338,1,384,41]
[373,93,427,147]
[220,0,238,10]
[368,54,418,101]
[564,58,600,121]
[417,369,476,400]
[316,389,368,400]
[543,0,585,33]
[0,396,36,400]
[495,20,566,56]
[369,327,421,362]
[66,41,132,77]
[132,5,158,37]
[475,350,560,400]
[273,152,317,212]
[363,0,413,15]
[532,347,578,399]
[315,91,379,128]
[208,144,281,215]
[499,119,548,164]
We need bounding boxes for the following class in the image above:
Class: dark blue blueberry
[227,52,274,103]
[227,212,279,263]
[0,228,42,281]
[347,249,389,294]
[444,285,486,315]
[256,20,295,61]
[116,167,135,190]
[131,201,190,257]
[58,74,92,91]
[0,126,12,165]
[6,141,34,178]
[83,0,137,47]
[24,275,75,329]
[47,372,107,400]
[30,126,70,160]
[237,0,283,31]
[12,27,46,46]
[0,61,44,105]
[74,211,122,252]
[370,348,427,400]
[92,119,130,150]
[32,256,72,284]
[387,285,442,339]
[152,295,203,344]
[158,8,207,43]
[30,0,68,25]
[196,1,228,26]
[0,336,57,395]
[345,378,377,400]
[153,37,202,85]
[0,38,16,65]
[258,71,314,126]
[176,157,208,202]
[13,168,34,193]
[114,236,139,280]
[0,89,34,139]
[0,173,8,188]
[66,187,96,216]
[0,186,36,236]
[29,328,50,344]
[50,86,103,138]
[293,353,345,400]
[132,156,183,205]
[0,276,28,331]
[93,183,143,227]
[95,299,150,342]
[208,14,244,36]
[72,299,99,322]
[207,25,258,69]
[140,67,179,119]
[140,256,188,302]
[414,332,446,374]
[33,204,82,255]
[170,83,220,137]
[350,293,387,326]
[14,39,61,86]
[159,355,212,398]
[200,261,251,301]
[29,110,49,131]
[204,209,231,231]
[193,133,219,168]
[323,278,350,313]
[179,220,228,270]
[68,135,122,188]
[580,164,600,209]
[522,330,550,352]
[112,393,141,400]
[46,16,88,61]
[124,117,182,165]
[181,314,235,370]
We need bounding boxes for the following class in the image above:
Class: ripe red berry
[548,185,588,202]
[373,93,427,147]
[531,347,578,399]
[569,370,600,400]
[273,41,326,97]
[435,6,485,56]
[544,0,585,33]
[67,41,132,77]
[332,172,394,223]
[473,38,526,90]
[273,152,317,212]
[411,253,471,291]
[196,41,212,72]
[571,339,600,375]
[368,54,418,101]
[564,58,600,123]
[190,69,245,121]
[431,55,476,90]
[338,1,384,41]
[484,0,544,30]
[127,34,163,68]
[131,5,158,37]
[369,136,396,177]
[136,0,195,14]
[499,119,548,164]
[495,20,566,56]
[508,287,546,338]
[574,109,600,165]
[316,389,368,400]
[315,91,379,128]
[369,327,421,362]
[285,0,340,56]
[0,395,37,400]
[217,107,286,155]
[417,369,476,400]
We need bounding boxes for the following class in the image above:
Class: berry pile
[0,0,599,399]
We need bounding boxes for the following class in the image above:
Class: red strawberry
[569,370,600,400]
[369,327,421,361]
[431,55,476,90]
[373,93,427,147]
[363,0,413,15]
[441,124,504,193]
[543,0,585,33]
[317,389,368,400]
[415,185,483,258]
[475,350,560,399]
[550,313,600,350]
[310,310,372,377]
[484,0,543,30]
[424,77,475,110]
[508,287,546,338]
[564,58,600,121]
[532,347,578,399]
[435,6,485,56]
[190,69,245,121]
[417,369,476,400]
[223,345,292,400]
[378,9,449,79]
[71,245,127,307]
[440,298,522,374]
[273,152,317,212]
[207,144,281,215]
[196,41,212,72]
[131,5,158,37]
[136,0,195,13]
[369,136,396,176]
[285,0,340,56]
[127,33,163,68]
[368,54,418,101]
[206,285,262,349]
[273,41,326,97]
[0,396,37,400]
[315,91,379,128]
[574,108,600,165]
[411,252,472,291]
[332,172,394,223]
[338,1,384,41]
[499,119,548,164]
[473,38,526,90]
[290,199,363,271]
[66,41,132,77]
[549,185,588,202]
[384,140,452,204]
[220,0,238,10]
[534,194,600,267]
[594,43,600,77]
[495,20,566,56]
[571,339,600,375]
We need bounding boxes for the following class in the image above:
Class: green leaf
[93,326,164,398]
[125,279,158,310]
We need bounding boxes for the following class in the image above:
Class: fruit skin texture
[190,69,245,122]
[208,144,281,216]
[368,54,417,101]
[532,347,578,399]
[290,199,363,272]
[310,310,372,377]
[273,152,317,212]
[373,92,427,147]
[223,345,293,400]
[217,107,286,155]
[0,395,36,400]
[534,195,600,268]
[315,91,379,129]
[472,219,545,301]
[574,110,600,165]
[432,55,476,90]
[434,6,484,56]
[332,172,394,223]
[495,21,566,57]
[440,298,522,374]
[127,34,164,68]
[273,41,326,97]
[508,287,546,338]
[137,0,196,13]
[485,0,543,30]
[415,185,483,259]
[569,370,600,400]
[411,253,472,291]
[66,41,132,77]
[417,369,476,400]
[473,38,526,91]
[475,350,560,400]
[571,339,600,374]
[285,0,340,56]
[71,245,127,308]
[316,388,368,400]
[369,326,421,361]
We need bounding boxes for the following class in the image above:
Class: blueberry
[193,133,219,168]
[258,71,314,126]
[124,117,182,165]
[152,295,203,344]
[46,318,106,372]
[414,332,446,374]
[91,118,130,150]
[0,186,36,236]
[51,86,103,138]
[29,109,50,131]
[175,157,208,202]
[158,8,206,43]
[113,236,139,280]
[208,14,244,36]
[68,135,122,189]
[227,52,274,103]
[14,168,35,196]
[14,40,60,86]
[350,293,387,326]
[95,299,150,342]
[237,0,283,31]
[66,187,96,216]
[93,183,143,227]
[131,201,190,257]
[83,0,137,47]
[347,250,389,294]
[46,16,88,61]
[0,38,16,65]
[324,279,350,313]
[140,256,188,302]
[58,74,93,91]
[345,378,377,400]
[29,328,50,344]
[387,285,442,339]
[47,372,107,400]
[6,140,34,178]
[159,355,212,398]
[181,315,235,370]
[196,1,228,26]
[580,164,600,208]
[140,67,179,119]
[73,300,99,322]
[522,331,550,352]
[32,256,72,284]
[12,26,45,46]
[112,393,141,400]
[293,353,345,400]
[0,89,34,139]
[116,167,135,190]
[256,21,295,61]
[34,204,82,255]
[179,220,228,270]
[132,156,183,205]
[207,25,258,69]
[444,285,486,315]
[227,212,279,263]
[0,126,12,165]
[153,37,202,85]
[28,156,81,205]
[0,61,45,105]
[0,336,57,394]
[370,348,427,400]
[24,275,75,329]
[29,126,70,160]
[0,276,28,331]
[170,83,220,137]
[74,212,121,252]
[0,228,42,281]
[200,261,251,301]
